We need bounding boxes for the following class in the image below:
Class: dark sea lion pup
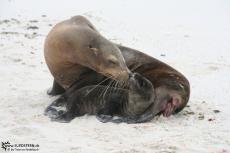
[44,73,156,123]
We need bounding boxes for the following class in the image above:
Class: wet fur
[45,73,155,123]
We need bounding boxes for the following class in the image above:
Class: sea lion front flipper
[108,116,137,124]
[109,117,125,124]
[96,114,113,123]
[51,111,75,123]
[96,106,114,123]
[109,110,155,124]
[128,113,155,124]
[96,90,127,123]
[47,80,66,96]
[109,114,154,124]
[125,105,156,124]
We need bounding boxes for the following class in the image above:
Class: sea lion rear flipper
[44,95,67,118]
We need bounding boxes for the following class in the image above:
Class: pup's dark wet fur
[44,73,155,123]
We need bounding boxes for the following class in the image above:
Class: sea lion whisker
[102,82,112,100]
[108,80,117,97]
[130,64,141,71]
[110,80,118,92]
[102,80,117,103]
[85,77,111,96]
[115,80,120,89]
[119,80,128,89]
[110,80,116,96]
[120,80,126,88]
[99,79,113,98]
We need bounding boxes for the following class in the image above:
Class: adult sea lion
[44,16,190,123]
[44,15,131,94]
[45,73,156,123]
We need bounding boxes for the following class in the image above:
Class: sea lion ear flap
[88,45,99,56]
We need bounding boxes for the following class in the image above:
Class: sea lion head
[128,73,155,104]
[160,77,190,117]
[152,81,190,117]
[129,73,154,94]
[73,28,131,82]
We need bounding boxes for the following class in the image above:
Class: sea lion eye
[109,60,117,65]
[88,44,99,56]
[108,59,118,66]
[107,55,118,66]
[88,44,98,51]
[88,44,93,48]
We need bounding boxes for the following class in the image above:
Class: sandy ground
[0,0,230,153]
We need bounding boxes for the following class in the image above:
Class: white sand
[0,0,230,152]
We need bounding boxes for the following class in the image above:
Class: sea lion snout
[118,68,130,81]
[107,68,131,82]
[90,42,131,82]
